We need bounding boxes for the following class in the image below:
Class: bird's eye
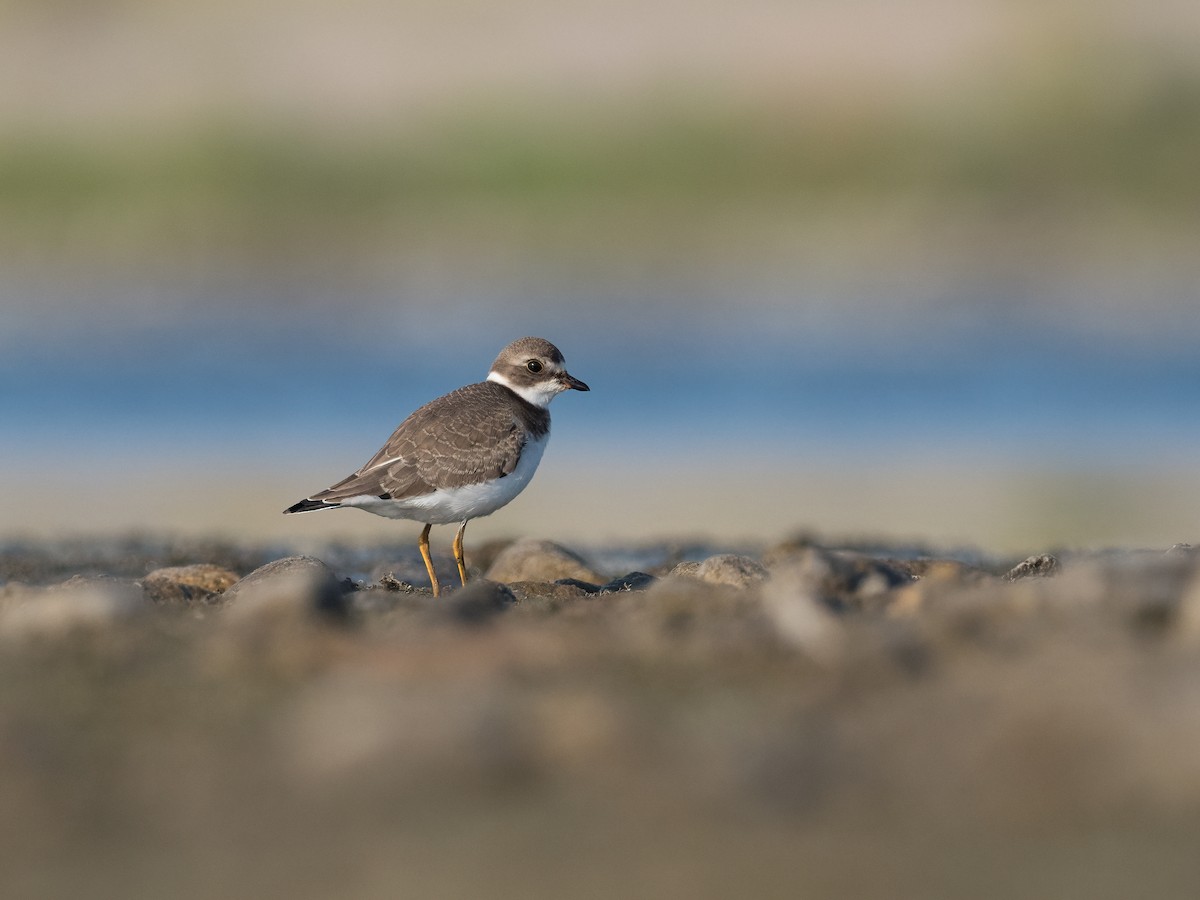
[526,359,543,373]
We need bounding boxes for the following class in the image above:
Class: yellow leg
[418,523,440,597]
[452,520,469,587]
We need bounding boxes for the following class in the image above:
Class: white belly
[340,434,548,525]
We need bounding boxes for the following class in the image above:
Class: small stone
[666,561,702,579]
[485,539,603,584]
[142,563,241,607]
[0,576,149,640]
[908,559,980,583]
[692,554,768,589]
[464,538,516,576]
[599,572,657,593]
[760,563,845,664]
[635,575,773,647]
[1006,554,1060,581]
[553,578,602,594]
[766,547,914,612]
[370,560,445,591]
[884,560,979,617]
[222,556,349,624]
[509,580,594,612]
[378,573,414,593]
[445,579,516,624]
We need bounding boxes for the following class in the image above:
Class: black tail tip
[284,498,336,515]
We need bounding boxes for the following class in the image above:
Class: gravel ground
[2,534,1199,899]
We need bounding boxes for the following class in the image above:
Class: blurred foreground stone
[485,538,604,583]
[0,574,148,639]
[685,553,769,588]
[221,555,350,624]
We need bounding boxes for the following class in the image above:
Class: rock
[485,539,603,584]
[347,580,437,618]
[666,560,702,579]
[512,580,595,601]
[508,580,595,614]
[1076,550,1198,633]
[762,547,911,612]
[888,560,981,617]
[760,563,845,663]
[221,556,349,624]
[463,538,517,576]
[630,576,775,649]
[142,563,240,607]
[691,554,768,589]
[599,572,657,593]
[903,558,984,582]
[0,575,149,640]
[444,579,516,624]
[902,550,1200,641]
[1006,554,1060,581]
[370,560,447,592]
[553,578,603,594]
[378,573,416,593]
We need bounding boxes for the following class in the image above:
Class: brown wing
[308,382,532,503]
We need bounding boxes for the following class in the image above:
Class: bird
[284,337,589,596]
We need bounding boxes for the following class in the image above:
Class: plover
[284,337,589,596]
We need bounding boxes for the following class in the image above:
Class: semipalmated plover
[284,337,589,595]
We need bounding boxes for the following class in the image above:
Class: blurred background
[2,0,1199,553]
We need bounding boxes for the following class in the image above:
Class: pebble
[142,563,241,607]
[763,546,912,612]
[369,560,447,592]
[760,562,846,663]
[553,578,603,594]
[599,571,657,593]
[221,556,350,624]
[689,554,768,589]
[485,539,604,584]
[666,560,702,579]
[508,580,596,609]
[629,575,775,651]
[443,579,516,624]
[1006,554,1060,581]
[0,575,148,640]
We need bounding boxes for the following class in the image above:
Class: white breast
[340,433,549,525]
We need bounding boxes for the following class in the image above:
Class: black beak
[562,372,590,392]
